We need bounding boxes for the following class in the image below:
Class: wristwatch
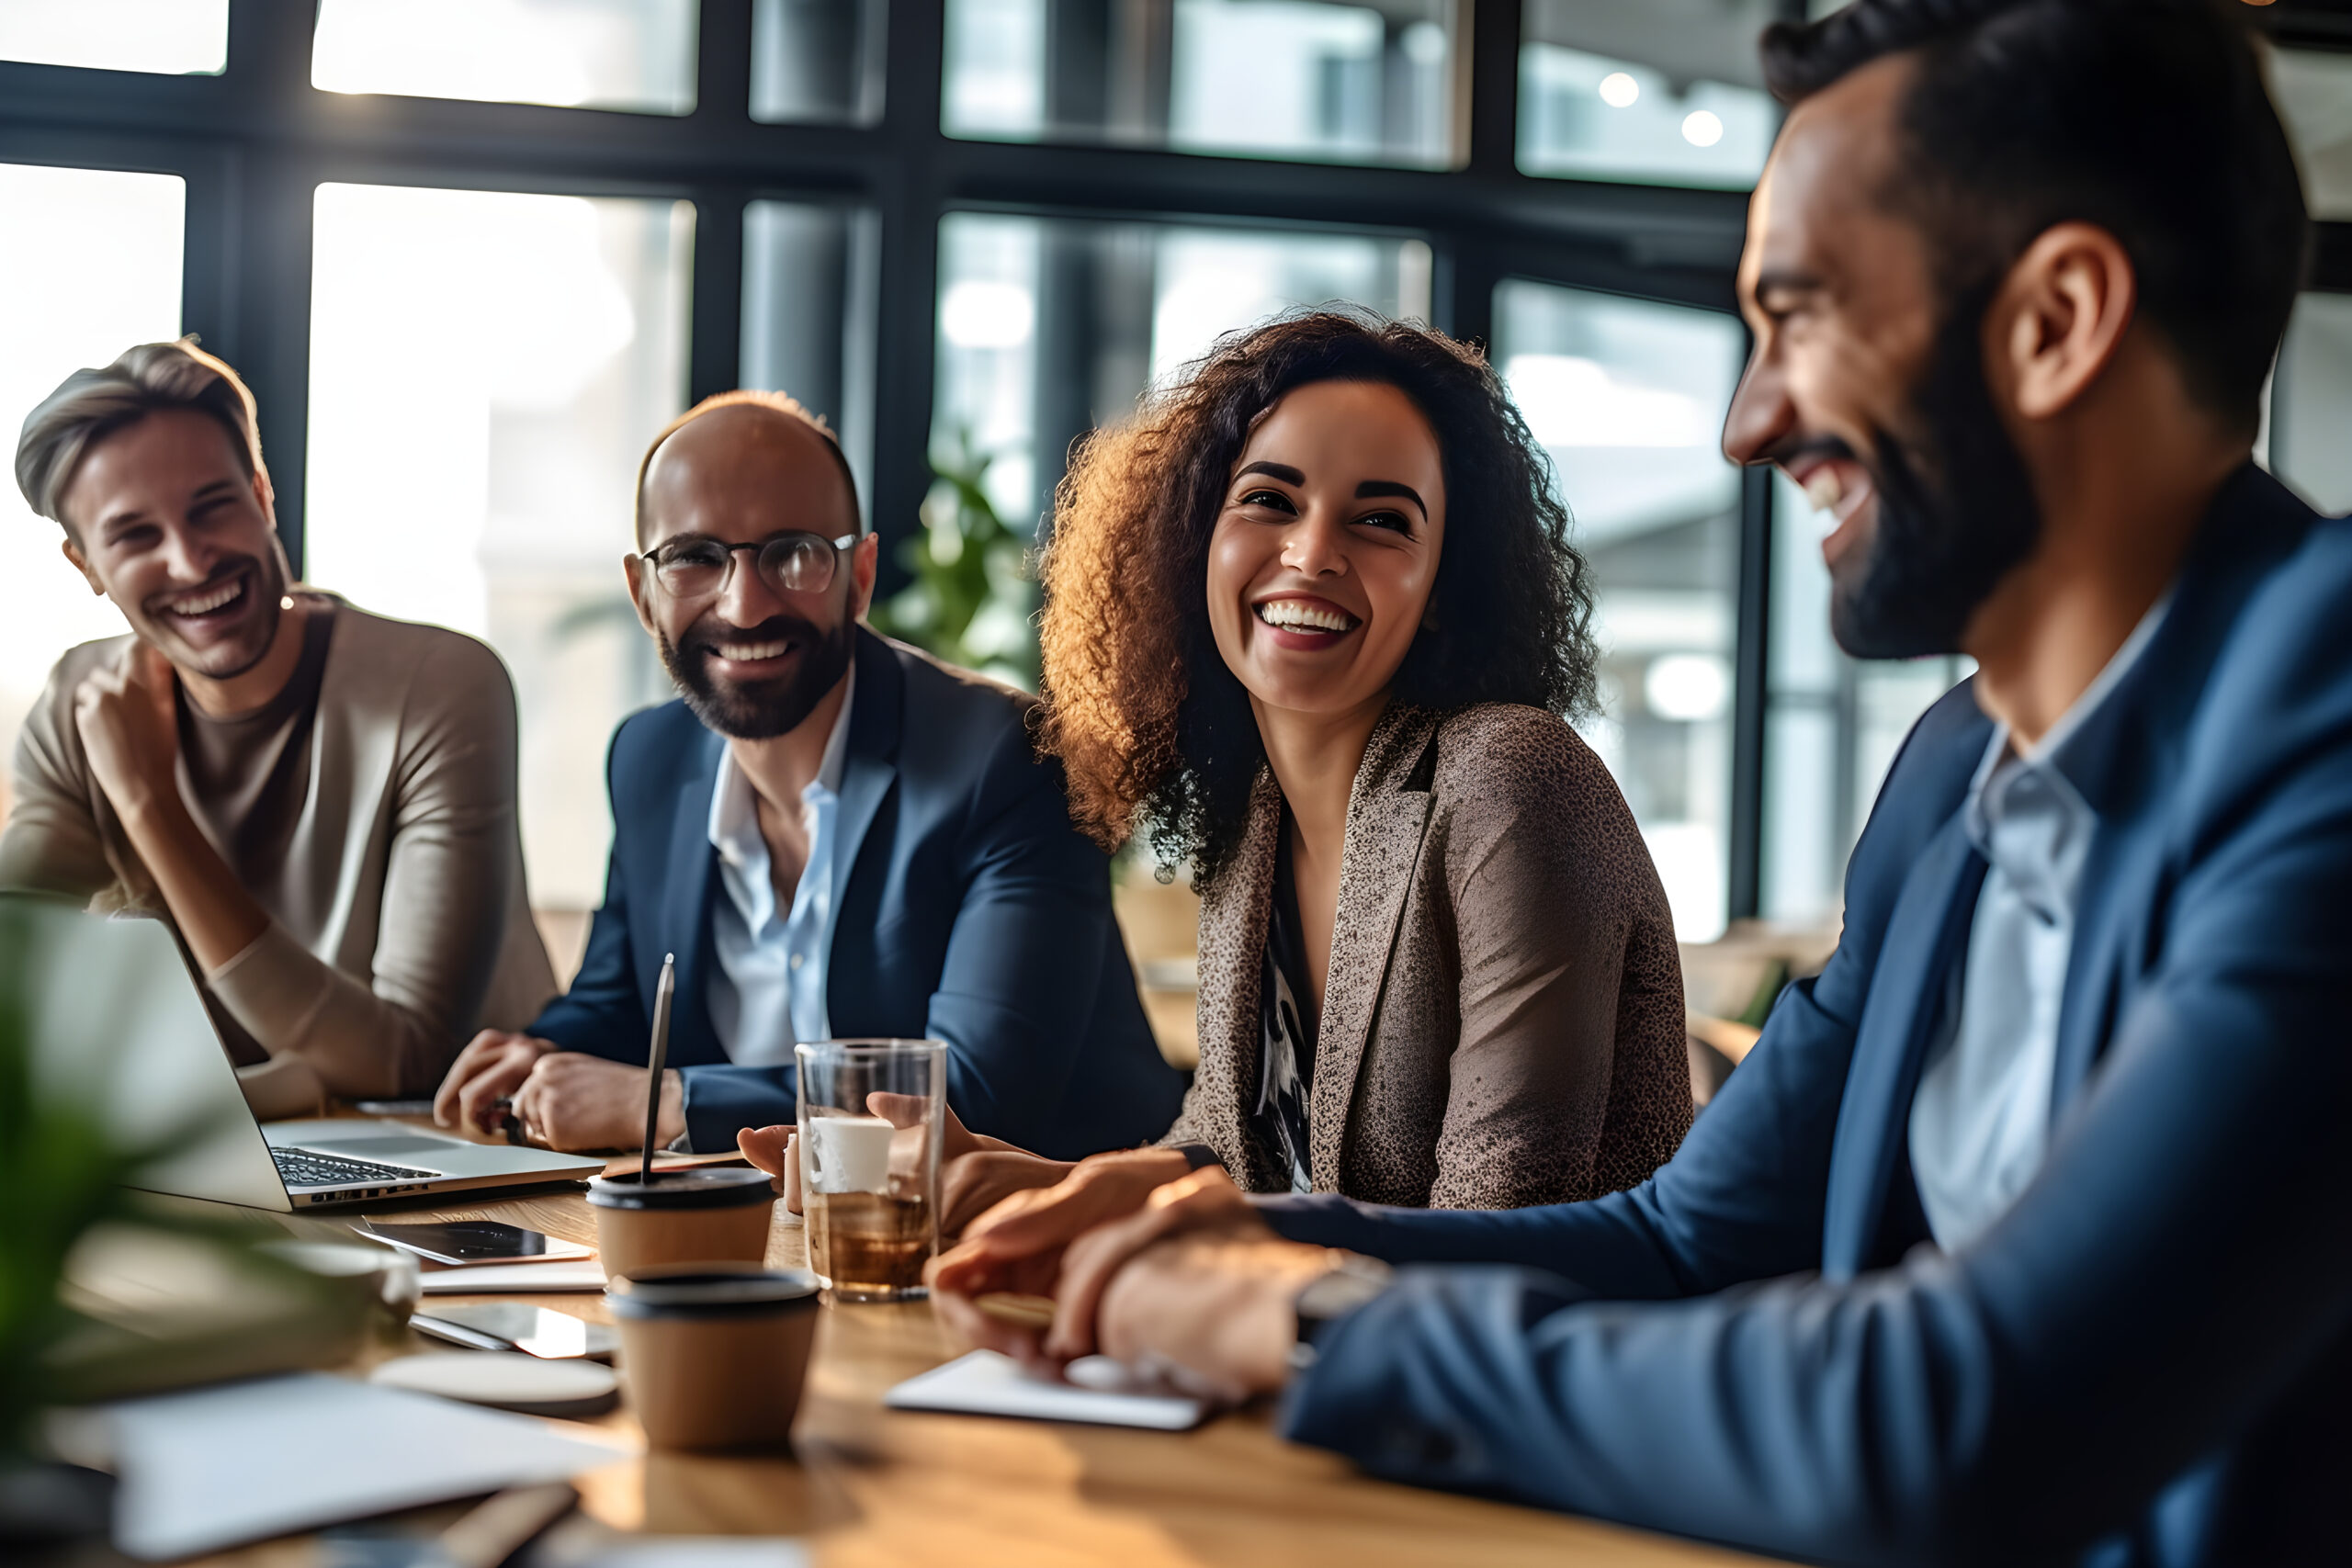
[1288,1252,1396,1373]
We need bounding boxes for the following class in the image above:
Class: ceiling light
[1599,72,1639,108]
[1681,109,1724,148]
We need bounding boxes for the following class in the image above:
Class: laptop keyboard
[273,1145,438,1190]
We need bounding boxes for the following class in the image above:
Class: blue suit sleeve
[924,720,1127,1156]
[1279,689,2352,1562]
[1259,960,1863,1298]
[675,1063,794,1150]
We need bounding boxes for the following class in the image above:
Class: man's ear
[61,535,106,596]
[850,532,879,621]
[1990,220,2138,423]
[252,464,277,526]
[621,553,661,637]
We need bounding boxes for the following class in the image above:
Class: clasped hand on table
[433,1031,684,1151]
[928,1160,1344,1404]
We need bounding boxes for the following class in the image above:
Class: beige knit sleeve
[0,642,122,900]
[204,630,550,1098]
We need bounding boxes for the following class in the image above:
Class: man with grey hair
[1,339,555,1114]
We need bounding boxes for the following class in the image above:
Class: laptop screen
[7,893,288,1211]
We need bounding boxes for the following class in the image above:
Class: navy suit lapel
[2046,465,2315,1116]
[660,728,724,1066]
[827,630,904,1014]
[1822,814,1986,1279]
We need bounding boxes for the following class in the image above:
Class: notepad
[419,1259,608,1293]
[884,1350,1210,1430]
[101,1371,630,1560]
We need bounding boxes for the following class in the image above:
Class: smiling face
[1204,379,1446,725]
[628,402,876,740]
[1723,52,2044,658]
[61,407,288,680]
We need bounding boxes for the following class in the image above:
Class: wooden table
[192,1173,1769,1567]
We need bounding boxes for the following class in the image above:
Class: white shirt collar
[707,661,857,866]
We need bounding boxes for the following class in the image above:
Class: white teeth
[1255,600,1357,634]
[1804,468,1846,513]
[717,640,790,661]
[167,580,243,615]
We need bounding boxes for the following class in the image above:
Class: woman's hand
[941,1148,1078,1236]
[926,1145,1199,1356]
[740,1095,1006,1216]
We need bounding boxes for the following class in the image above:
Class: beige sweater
[1164,703,1692,1208]
[0,601,557,1113]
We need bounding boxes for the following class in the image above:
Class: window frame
[7,0,2344,924]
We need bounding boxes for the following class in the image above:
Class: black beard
[1830,283,2046,660]
[661,610,854,739]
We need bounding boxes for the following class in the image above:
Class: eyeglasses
[636,531,860,601]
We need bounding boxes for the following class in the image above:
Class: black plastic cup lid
[587,1166,775,1211]
[607,1267,822,1320]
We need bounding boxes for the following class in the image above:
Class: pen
[639,951,675,1184]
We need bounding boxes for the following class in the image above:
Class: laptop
[10,894,605,1209]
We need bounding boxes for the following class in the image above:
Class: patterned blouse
[1250,825,1318,1194]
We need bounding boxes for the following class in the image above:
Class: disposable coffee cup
[609,1267,820,1449]
[586,1167,776,1280]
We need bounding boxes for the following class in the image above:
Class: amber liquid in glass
[807,1191,933,1300]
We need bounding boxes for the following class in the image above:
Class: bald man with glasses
[433,391,1183,1158]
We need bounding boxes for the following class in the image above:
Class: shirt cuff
[1173,1142,1225,1172]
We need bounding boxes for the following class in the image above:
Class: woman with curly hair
[743,311,1691,1227]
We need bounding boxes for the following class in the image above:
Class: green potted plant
[0,902,374,1551]
[869,429,1041,691]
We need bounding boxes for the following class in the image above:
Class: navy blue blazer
[1262,467,2352,1567]
[530,629,1184,1159]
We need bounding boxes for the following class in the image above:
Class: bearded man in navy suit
[431,390,1182,1159]
[929,3,2352,1563]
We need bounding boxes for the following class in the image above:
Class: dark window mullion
[689,192,749,406]
[865,0,950,592]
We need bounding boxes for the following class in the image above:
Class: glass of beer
[795,1038,945,1303]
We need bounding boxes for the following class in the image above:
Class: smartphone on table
[410,1303,617,1360]
[354,1219,593,1267]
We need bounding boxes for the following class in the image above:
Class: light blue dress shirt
[1908,593,2171,1250]
[705,665,855,1071]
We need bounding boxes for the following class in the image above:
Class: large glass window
[0,164,186,814]
[741,201,879,508]
[1517,0,1778,188]
[304,184,693,913]
[943,0,1461,168]
[311,0,699,116]
[2270,292,2352,514]
[752,0,887,124]
[1492,278,1746,942]
[933,213,1432,530]
[1760,472,1969,930]
[0,0,227,74]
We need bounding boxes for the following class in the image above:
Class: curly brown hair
[1035,310,1600,888]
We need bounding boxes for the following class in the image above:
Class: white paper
[103,1371,630,1561]
[884,1350,1208,1431]
[419,1260,608,1293]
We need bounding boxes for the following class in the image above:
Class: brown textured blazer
[1161,702,1692,1209]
